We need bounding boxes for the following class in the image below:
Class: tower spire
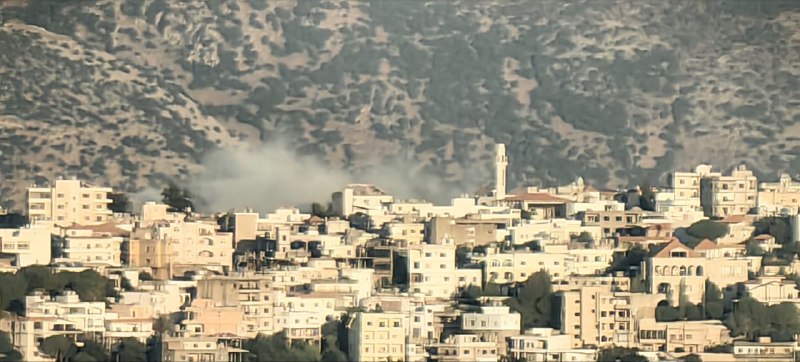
[495,144,508,200]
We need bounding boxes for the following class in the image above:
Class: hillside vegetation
[0,0,798,208]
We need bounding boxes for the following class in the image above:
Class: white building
[0,221,53,266]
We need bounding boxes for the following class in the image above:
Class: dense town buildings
[3,144,800,361]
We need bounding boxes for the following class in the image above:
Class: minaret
[495,144,508,200]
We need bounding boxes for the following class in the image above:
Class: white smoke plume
[179,141,483,213]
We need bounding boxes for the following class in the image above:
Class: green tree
[725,297,771,341]
[483,282,503,297]
[77,340,109,362]
[39,335,77,362]
[682,354,703,362]
[245,332,320,362]
[455,245,472,267]
[508,272,555,329]
[573,231,594,244]
[114,338,147,362]
[703,279,724,320]
[320,317,348,362]
[0,331,21,362]
[161,182,194,212]
[597,347,648,362]
[753,217,792,245]
[108,192,132,214]
[460,284,482,304]
[71,352,98,362]
[745,238,766,256]
[686,220,730,241]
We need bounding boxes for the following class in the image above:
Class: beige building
[461,305,520,357]
[332,184,394,217]
[162,336,248,362]
[180,298,246,337]
[757,173,800,215]
[733,337,796,361]
[473,245,574,285]
[742,276,800,305]
[57,223,127,267]
[27,179,113,227]
[427,216,503,246]
[700,165,758,218]
[577,209,645,239]
[196,274,282,337]
[559,287,661,349]
[130,221,234,278]
[645,239,749,304]
[0,222,53,266]
[25,290,106,336]
[104,304,154,347]
[407,241,458,298]
[347,311,407,362]
[638,319,732,353]
[1,315,82,362]
[508,328,597,362]
[509,219,601,245]
[657,166,713,214]
[431,334,498,362]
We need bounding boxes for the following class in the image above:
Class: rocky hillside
[0,0,798,209]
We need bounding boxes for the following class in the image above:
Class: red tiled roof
[505,193,570,204]
[66,222,130,236]
[718,215,749,224]
[754,234,775,240]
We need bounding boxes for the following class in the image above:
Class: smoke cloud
[180,141,483,213]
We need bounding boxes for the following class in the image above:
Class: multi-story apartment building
[559,287,662,349]
[347,311,407,362]
[56,224,126,267]
[25,291,106,336]
[576,209,645,238]
[509,219,601,245]
[431,334,498,362]
[741,276,800,305]
[1,315,81,361]
[332,184,394,217]
[644,239,749,304]
[196,274,281,337]
[637,319,731,353]
[104,304,154,347]
[27,179,113,227]
[130,221,234,278]
[461,305,520,357]
[0,221,53,266]
[700,164,758,217]
[507,328,597,362]
[568,247,615,276]
[427,216,503,246]
[757,173,800,215]
[180,298,246,337]
[473,245,574,285]
[161,337,248,362]
[407,240,458,299]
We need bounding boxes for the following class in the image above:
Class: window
[393,321,400,327]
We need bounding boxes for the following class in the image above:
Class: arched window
[199,250,214,257]
[490,272,499,280]
[671,266,679,276]
[696,266,704,276]
[680,266,687,276]
[654,266,662,276]
[658,283,671,294]
[504,272,513,280]
[688,266,695,276]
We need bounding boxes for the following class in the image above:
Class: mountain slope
[1,0,799,209]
